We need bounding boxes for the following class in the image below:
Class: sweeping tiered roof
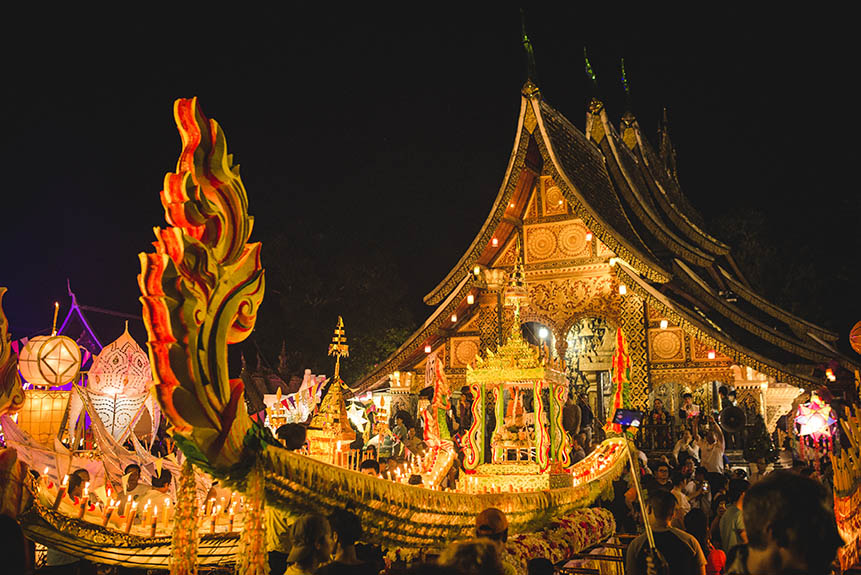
[353,81,857,393]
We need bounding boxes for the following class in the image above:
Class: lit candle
[52,475,69,510]
[205,497,215,516]
[150,506,158,538]
[162,499,170,524]
[124,502,138,534]
[209,506,218,534]
[77,482,89,519]
[228,504,236,532]
[101,500,115,528]
[142,502,151,525]
[42,467,53,490]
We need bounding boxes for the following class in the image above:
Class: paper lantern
[850,321,861,355]
[18,335,81,387]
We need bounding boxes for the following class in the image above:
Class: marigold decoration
[604,328,631,433]
[170,460,200,575]
[235,462,268,575]
[0,288,25,417]
[139,97,263,467]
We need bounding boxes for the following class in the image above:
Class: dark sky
[2,10,859,356]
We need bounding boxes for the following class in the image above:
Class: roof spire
[620,57,632,110]
[520,9,539,96]
[584,47,598,93]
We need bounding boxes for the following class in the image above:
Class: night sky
[3,10,859,362]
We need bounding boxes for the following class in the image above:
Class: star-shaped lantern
[795,392,836,438]
[346,401,369,434]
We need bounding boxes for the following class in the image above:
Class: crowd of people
[610,413,844,575]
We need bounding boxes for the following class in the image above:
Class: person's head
[682,393,693,405]
[683,508,710,552]
[710,474,728,495]
[577,432,587,449]
[407,427,417,439]
[277,423,307,451]
[474,507,509,543]
[287,514,333,569]
[387,458,400,471]
[694,466,707,483]
[653,398,663,410]
[743,471,843,575]
[439,538,504,575]
[681,428,692,443]
[727,478,750,505]
[712,494,728,517]
[359,459,380,476]
[647,489,677,527]
[527,557,554,575]
[670,470,687,490]
[72,468,90,484]
[654,462,671,484]
[124,464,141,490]
[732,468,748,481]
[680,458,695,477]
[718,385,728,398]
[151,468,172,492]
[328,509,362,553]
[408,474,423,486]
[68,471,86,498]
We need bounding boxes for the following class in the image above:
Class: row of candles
[457,476,533,494]
[41,469,250,536]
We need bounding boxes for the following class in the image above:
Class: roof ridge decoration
[520,9,540,97]
[659,108,679,183]
[592,102,715,267]
[534,97,669,284]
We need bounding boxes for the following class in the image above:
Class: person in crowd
[609,470,639,534]
[727,470,843,575]
[646,398,673,450]
[642,461,672,493]
[709,495,728,550]
[679,393,700,421]
[142,469,172,510]
[269,424,308,574]
[570,435,586,464]
[687,467,712,518]
[626,489,707,575]
[562,392,581,443]
[407,474,423,486]
[358,459,380,476]
[670,471,692,529]
[43,472,97,573]
[118,464,149,514]
[577,393,594,447]
[719,479,749,553]
[403,426,427,457]
[473,507,517,575]
[439,539,505,575]
[684,509,726,575]
[277,423,308,451]
[0,514,29,575]
[679,458,696,482]
[284,514,333,575]
[673,428,700,465]
[697,416,725,477]
[385,457,403,481]
[317,509,377,575]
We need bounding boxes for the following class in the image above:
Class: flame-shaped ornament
[139,98,264,467]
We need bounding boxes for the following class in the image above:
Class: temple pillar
[619,293,649,410]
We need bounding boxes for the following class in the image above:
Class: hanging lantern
[850,321,861,355]
[18,335,81,387]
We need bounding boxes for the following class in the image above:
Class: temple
[352,79,860,440]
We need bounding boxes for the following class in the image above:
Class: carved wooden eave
[613,260,820,387]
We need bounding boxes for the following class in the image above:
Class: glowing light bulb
[473,266,481,276]
[538,327,549,340]
[707,350,716,360]
[618,285,627,295]
[491,238,499,247]
[585,231,593,241]
[509,202,515,208]
[660,319,668,329]
[424,345,432,354]
[451,314,457,323]
[467,294,475,305]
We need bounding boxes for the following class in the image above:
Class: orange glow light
[467,294,475,305]
[491,237,498,247]
[451,314,457,323]
[585,231,593,241]
[707,350,716,360]
[424,345,432,354]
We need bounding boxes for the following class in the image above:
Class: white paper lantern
[18,335,81,387]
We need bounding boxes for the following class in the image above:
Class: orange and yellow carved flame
[139,98,264,467]
[0,288,25,418]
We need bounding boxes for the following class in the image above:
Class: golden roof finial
[328,316,349,380]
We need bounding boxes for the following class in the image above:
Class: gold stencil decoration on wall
[451,337,481,368]
[557,221,590,258]
[649,329,685,362]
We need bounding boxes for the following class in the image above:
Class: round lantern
[18,335,81,387]
[850,321,861,355]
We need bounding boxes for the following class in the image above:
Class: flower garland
[170,460,200,575]
[235,461,269,575]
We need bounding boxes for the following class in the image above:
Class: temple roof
[352,84,857,392]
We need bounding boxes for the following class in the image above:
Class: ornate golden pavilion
[352,79,860,432]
